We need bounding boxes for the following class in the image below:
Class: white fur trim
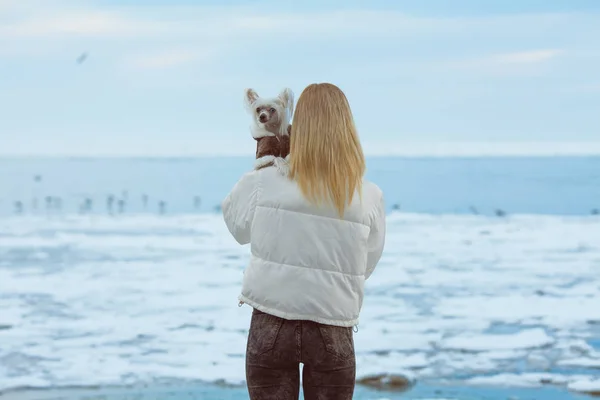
[273,156,290,176]
[284,155,290,162]
[251,125,275,139]
[254,155,276,170]
[254,156,290,175]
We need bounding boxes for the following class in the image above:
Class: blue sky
[1,0,599,156]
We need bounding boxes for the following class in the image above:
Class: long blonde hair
[289,83,366,217]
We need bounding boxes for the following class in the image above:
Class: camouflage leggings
[246,308,356,400]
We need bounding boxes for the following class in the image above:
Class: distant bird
[592,209,599,215]
[76,52,88,64]
[84,198,93,212]
[45,196,53,210]
[495,209,507,217]
[469,206,479,215]
[14,201,23,214]
[159,201,166,215]
[391,203,400,211]
[117,199,126,214]
[33,174,42,182]
[142,194,149,209]
[107,195,115,214]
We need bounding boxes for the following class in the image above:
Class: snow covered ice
[0,212,598,394]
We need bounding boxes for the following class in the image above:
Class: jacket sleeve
[365,191,386,280]
[221,171,259,245]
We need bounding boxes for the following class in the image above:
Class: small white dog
[243,88,294,169]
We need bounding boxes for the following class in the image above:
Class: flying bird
[76,52,88,64]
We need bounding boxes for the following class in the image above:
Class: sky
[0,0,599,156]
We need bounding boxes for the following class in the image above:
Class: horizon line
[1,142,600,158]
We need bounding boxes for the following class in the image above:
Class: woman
[222,83,386,400]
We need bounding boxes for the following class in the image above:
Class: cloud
[0,2,590,41]
[123,48,213,70]
[1,5,427,40]
[1,1,599,155]
[1,11,169,38]
[0,2,596,61]
[443,49,565,76]
[577,83,600,92]
[0,4,445,39]
[488,49,564,65]
[0,2,596,80]
[2,1,595,83]
[559,82,600,94]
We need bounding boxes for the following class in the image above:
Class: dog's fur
[244,88,294,170]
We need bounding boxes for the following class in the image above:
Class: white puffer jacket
[221,161,386,327]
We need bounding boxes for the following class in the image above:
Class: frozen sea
[0,156,599,399]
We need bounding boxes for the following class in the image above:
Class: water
[0,156,599,217]
[0,382,595,400]
[0,156,599,399]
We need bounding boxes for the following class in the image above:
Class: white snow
[568,377,600,394]
[0,212,599,393]
[438,328,555,352]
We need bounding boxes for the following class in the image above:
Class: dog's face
[253,101,281,126]
[244,88,293,130]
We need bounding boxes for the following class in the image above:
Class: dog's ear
[244,88,259,110]
[278,88,294,121]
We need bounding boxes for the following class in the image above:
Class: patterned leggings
[245,308,356,400]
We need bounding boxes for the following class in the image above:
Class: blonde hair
[289,83,366,217]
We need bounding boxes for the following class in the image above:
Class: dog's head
[244,88,294,135]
